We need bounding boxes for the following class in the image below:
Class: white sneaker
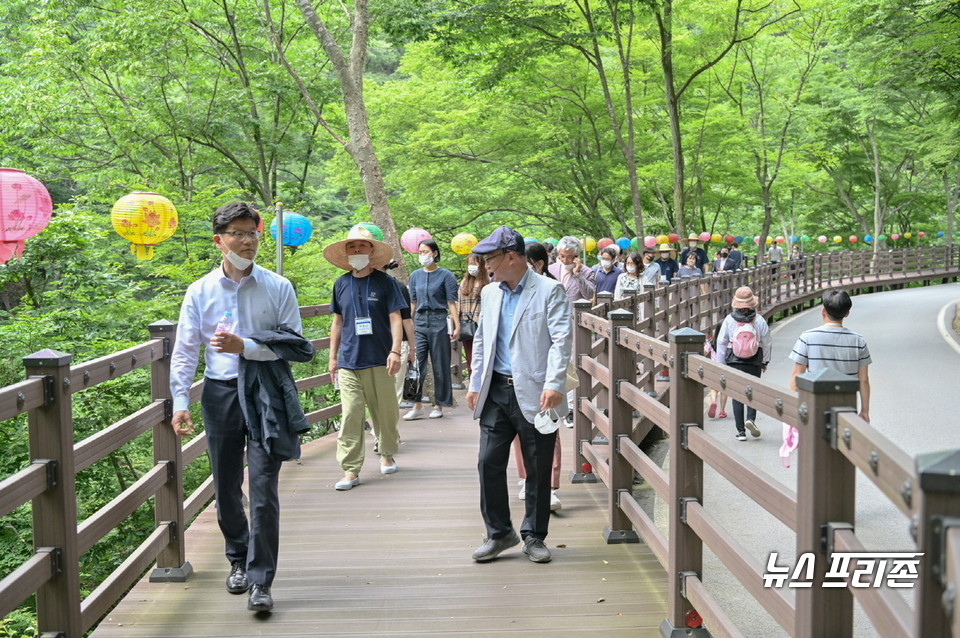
[550,490,562,512]
[517,479,526,500]
[745,419,761,438]
[403,407,425,421]
[428,408,443,419]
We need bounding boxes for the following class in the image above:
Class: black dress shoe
[247,584,273,612]
[226,561,249,594]
[472,529,521,562]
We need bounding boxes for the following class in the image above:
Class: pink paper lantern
[0,168,53,264]
[699,232,711,242]
[754,236,761,245]
[644,236,657,248]
[891,233,900,241]
[400,227,432,254]
[818,235,827,243]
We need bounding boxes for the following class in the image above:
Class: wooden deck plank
[90,395,667,638]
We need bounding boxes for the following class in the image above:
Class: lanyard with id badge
[351,276,373,335]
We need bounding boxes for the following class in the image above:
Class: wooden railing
[569,245,960,637]
[0,246,958,637]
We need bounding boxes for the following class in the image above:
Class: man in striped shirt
[789,289,872,422]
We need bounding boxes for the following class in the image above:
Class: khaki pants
[337,366,400,475]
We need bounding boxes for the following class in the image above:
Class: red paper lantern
[597,237,614,250]
[667,233,679,243]
[0,168,53,264]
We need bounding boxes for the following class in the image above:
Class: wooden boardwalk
[91,393,667,637]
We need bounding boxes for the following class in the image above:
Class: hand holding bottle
[211,311,243,354]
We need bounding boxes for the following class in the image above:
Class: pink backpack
[730,320,759,359]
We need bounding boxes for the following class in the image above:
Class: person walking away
[789,289,871,421]
[728,241,744,270]
[466,227,572,563]
[405,239,459,420]
[458,254,488,383]
[704,324,728,419]
[614,251,644,300]
[170,202,305,613]
[325,227,405,489]
[593,245,623,296]
[716,286,772,441]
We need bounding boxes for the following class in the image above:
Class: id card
[355,316,373,335]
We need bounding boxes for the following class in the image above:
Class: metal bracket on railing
[679,423,700,451]
[35,374,55,406]
[679,497,698,525]
[161,520,179,542]
[820,521,854,555]
[162,336,171,359]
[38,632,65,638]
[33,459,58,489]
[823,407,857,449]
[164,460,176,481]
[163,398,173,421]
[678,570,698,599]
[36,546,62,577]
[678,351,690,378]
[930,516,960,586]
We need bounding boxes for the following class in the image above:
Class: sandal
[718,411,728,418]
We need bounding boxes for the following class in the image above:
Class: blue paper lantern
[270,211,313,247]
[735,236,745,244]
[937,231,944,238]
[864,234,873,242]
[524,237,538,244]
[616,237,631,251]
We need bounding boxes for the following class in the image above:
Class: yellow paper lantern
[656,234,668,245]
[711,233,722,243]
[833,235,842,243]
[451,232,478,255]
[111,192,178,260]
[584,236,597,252]
[904,232,913,239]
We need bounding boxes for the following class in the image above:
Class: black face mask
[720,252,729,258]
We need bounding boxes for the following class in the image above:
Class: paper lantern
[111,191,178,260]
[401,227,432,253]
[918,231,925,238]
[616,237,631,251]
[352,222,382,241]
[524,237,538,244]
[0,168,53,264]
[544,237,558,246]
[667,233,679,243]
[699,232,711,242]
[754,236,761,245]
[656,234,668,244]
[818,236,827,243]
[891,233,900,241]
[766,236,773,245]
[878,235,886,241]
[644,236,657,248]
[904,232,913,239]
[629,237,639,249]
[270,211,313,247]
[801,235,809,242]
[451,232,478,255]
[849,235,858,243]
[937,231,944,238]
[775,236,784,244]
[597,237,614,250]
[864,235,873,242]
[711,233,722,243]
[833,235,842,243]
[584,236,597,252]
[724,235,735,243]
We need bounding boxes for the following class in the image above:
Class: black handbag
[458,318,477,342]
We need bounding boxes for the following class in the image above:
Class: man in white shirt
[169,202,303,613]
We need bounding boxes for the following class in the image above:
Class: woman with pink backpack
[716,287,773,441]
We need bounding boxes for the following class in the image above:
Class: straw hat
[657,243,675,253]
[323,226,394,271]
[687,233,700,241]
[731,286,759,309]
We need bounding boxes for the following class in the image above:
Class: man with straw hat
[655,243,679,282]
[680,233,708,272]
[324,226,406,490]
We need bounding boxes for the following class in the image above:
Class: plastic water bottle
[215,311,235,334]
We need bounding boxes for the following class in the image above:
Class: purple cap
[472,226,525,255]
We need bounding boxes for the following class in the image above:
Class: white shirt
[170,263,302,412]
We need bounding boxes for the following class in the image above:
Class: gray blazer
[469,269,573,423]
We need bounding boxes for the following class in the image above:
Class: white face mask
[419,254,434,267]
[626,264,637,274]
[348,254,370,271]
[600,259,613,270]
[467,265,479,276]
[562,262,575,271]
[225,250,255,270]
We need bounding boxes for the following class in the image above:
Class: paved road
[683,282,960,637]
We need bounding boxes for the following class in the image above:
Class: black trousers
[414,312,453,407]
[727,362,762,433]
[202,378,283,587]
[478,374,557,541]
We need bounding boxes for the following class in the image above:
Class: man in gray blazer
[466,227,573,564]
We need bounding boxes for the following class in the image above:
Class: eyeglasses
[221,230,261,240]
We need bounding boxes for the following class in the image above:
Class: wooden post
[23,349,82,638]
[148,320,193,582]
[794,369,858,638]
[661,328,707,636]
[913,449,960,637]
[570,299,597,483]
[604,308,640,544]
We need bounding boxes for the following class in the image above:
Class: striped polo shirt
[789,326,871,375]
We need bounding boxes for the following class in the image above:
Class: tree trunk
[658,0,686,237]
[946,166,958,248]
